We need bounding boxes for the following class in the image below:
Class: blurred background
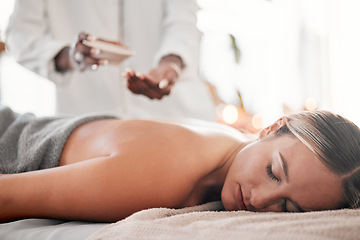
[1,0,360,130]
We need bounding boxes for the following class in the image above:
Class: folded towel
[88,201,360,240]
[0,106,114,173]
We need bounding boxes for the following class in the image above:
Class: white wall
[198,0,360,126]
[0,0,55,116]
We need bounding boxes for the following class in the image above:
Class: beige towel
[87,201,360,240]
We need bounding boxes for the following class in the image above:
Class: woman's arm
[0,152,195,222]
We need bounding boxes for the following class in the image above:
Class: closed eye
[266,164,280,182]
[281,199,289,212]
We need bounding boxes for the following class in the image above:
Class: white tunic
[6,0,216,120]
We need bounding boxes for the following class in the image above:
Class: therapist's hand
[54,32,108,73]
[125,55,184,100]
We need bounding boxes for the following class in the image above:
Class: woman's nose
[249,187,282,212]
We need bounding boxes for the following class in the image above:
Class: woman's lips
[237,185,247,210]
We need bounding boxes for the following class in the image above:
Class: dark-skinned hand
[124,55,183,99]
[55,32,108,72]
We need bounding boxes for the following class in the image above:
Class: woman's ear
[258,116,288,140]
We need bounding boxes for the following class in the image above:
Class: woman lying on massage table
[0,106,359,222]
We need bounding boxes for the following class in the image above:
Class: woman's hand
[125,55,183,99]
[54,32,108,73]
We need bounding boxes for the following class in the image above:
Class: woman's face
[221,134,344,212]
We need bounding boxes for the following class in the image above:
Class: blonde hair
[276,110,360,208]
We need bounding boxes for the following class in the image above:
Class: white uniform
[6,0,216,120]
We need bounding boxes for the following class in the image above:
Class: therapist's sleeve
[154,0,201,72]
[5,0,69,83]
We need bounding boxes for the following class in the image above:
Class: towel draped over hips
[0,106,115,173]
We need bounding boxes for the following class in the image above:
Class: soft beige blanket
[88,201,360,240]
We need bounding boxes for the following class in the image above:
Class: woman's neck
[212,140,252,183]
[196,140,253,205]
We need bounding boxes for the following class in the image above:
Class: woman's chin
[220,191,235,211]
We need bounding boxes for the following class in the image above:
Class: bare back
[59,119,248,208]
[59,118,246,170]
